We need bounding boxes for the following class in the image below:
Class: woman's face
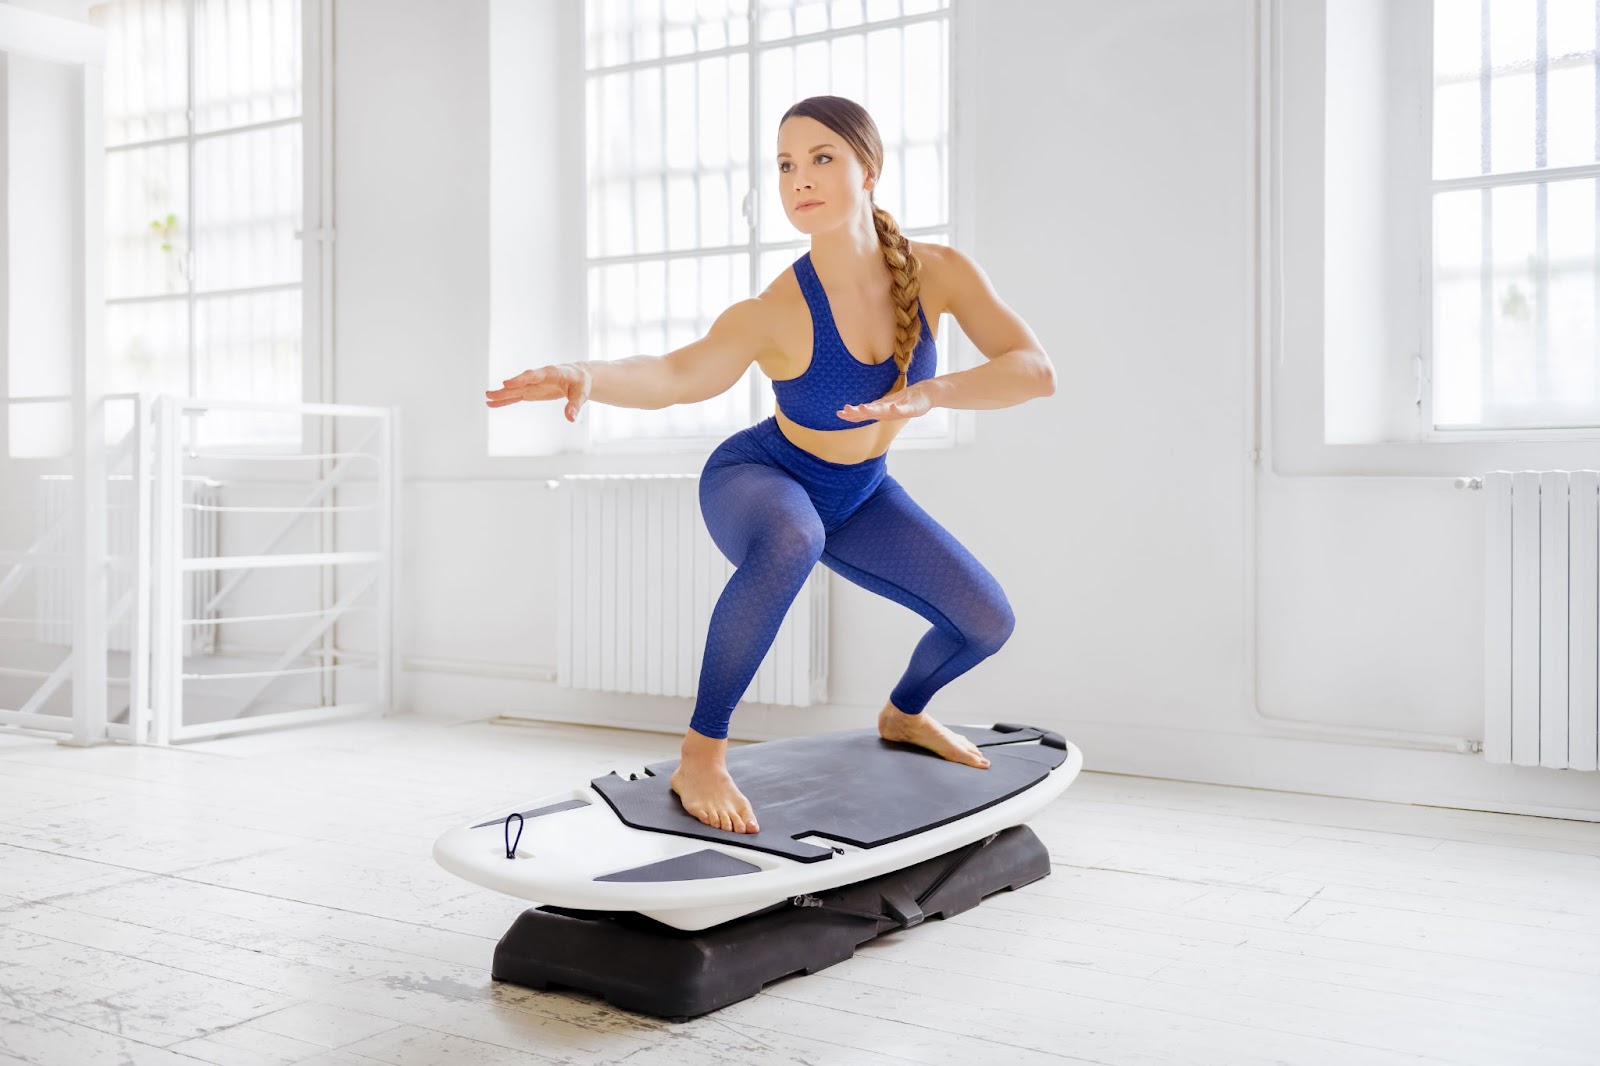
[776,115,873,234]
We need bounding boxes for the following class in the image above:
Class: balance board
[433,722,1083,932]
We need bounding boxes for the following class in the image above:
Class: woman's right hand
[484,363,591,421]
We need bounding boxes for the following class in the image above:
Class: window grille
[90,0,311,448]
[1430,0,1600,431]
[583,0,953,447]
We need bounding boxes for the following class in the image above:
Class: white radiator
[35,475,217,655]
[1483,470,1600,770]
[556,474,828,707]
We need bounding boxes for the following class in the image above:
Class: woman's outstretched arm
[486,298,770,418]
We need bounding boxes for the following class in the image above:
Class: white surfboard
[433,723,1083,931]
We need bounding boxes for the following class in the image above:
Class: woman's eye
[815,154,831,164]
[779,162,791,172]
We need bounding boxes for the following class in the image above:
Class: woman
[486,96,1054,836]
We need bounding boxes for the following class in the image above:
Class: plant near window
[149,212,179,252]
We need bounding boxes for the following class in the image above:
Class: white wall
[332,0,1600,819]
[484,0,584,459]
[1,10,90,684]
[6,51,77,455]
[1321,0,1397,445]
[0,0,90,20]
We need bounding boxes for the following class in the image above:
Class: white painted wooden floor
[1,713,1597,1066]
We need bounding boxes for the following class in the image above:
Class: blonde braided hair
[780,96,922,395]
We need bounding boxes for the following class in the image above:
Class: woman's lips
[796,201,823,211]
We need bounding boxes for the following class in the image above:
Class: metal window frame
[578,0,967,455]
[97,0,330,452]
[1418,0,1600,440]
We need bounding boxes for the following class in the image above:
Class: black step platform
[491,823,1051,1021]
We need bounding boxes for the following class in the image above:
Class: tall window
[89,0,312,446]
[1430,0,1600,431]
[583,0,953,447]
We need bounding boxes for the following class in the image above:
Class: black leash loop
[504,812,524,859]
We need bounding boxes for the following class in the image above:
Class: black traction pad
[589,723,1068,863]
[594,849,762,883]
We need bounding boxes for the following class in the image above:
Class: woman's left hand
[838,383,934,423]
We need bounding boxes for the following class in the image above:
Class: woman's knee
[700,465,821,570]
[749,518,826,575]
[963,589,1016,657]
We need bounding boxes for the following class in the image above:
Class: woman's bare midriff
[773,404,902,465]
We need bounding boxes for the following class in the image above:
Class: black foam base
[490,823,1051,1021]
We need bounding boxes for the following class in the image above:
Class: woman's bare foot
[877,703,991,768]
[668,729,759,834]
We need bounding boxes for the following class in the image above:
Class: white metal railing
[0,393,147,742]
[150,396,397,744]
[0,395,397,746]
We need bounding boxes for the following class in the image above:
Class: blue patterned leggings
[689,416,1015,740]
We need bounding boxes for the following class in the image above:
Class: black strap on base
[788,832,1000,929]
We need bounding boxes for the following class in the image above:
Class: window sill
[1422,426,1600,444]
[1271,434,1600,480]
[581,429,962,458]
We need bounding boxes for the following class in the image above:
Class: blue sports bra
[771,252,938,431]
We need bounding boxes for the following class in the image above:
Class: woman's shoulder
[744,263,810,379]
[753,260,807,322]
[910,241,995,320]
[909,240,962,319]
